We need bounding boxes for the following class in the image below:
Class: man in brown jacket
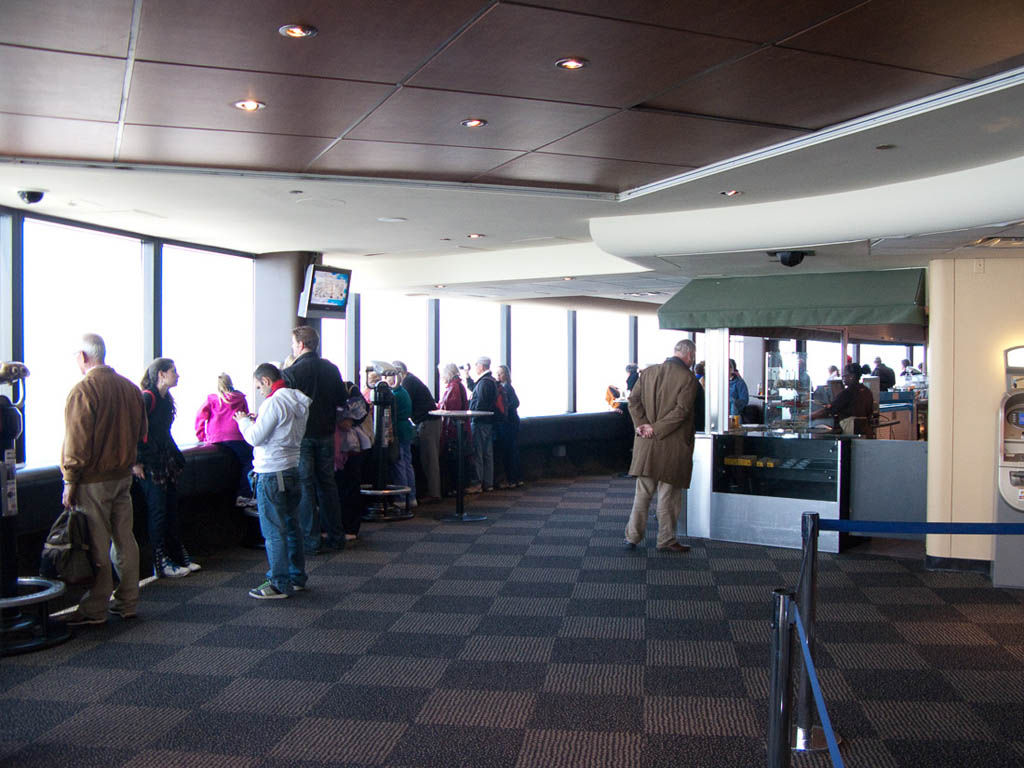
[60,333,148,625]
[625,338,698,552]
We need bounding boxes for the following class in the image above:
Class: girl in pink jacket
[195,373,254,506]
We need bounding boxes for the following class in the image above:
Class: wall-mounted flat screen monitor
[298,265,351,319]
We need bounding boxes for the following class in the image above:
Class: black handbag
[39,507,96,587]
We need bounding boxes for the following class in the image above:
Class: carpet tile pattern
[4,475,1024,766]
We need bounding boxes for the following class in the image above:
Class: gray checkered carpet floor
[4,474,1024,767]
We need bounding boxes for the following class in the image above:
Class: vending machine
[992,346,1024,588]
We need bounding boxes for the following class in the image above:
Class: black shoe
[657,542,690,553]
[623,540,638,551]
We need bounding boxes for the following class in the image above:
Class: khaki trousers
[76,475,139,619]
[625,476,684,548]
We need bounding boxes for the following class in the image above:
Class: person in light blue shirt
[729,359,749,416]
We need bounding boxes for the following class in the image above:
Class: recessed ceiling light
[460,118,488,128]
[377,217,407,223]
[466,233,485,239]
[288,189,304,195]
[875,143,896,151]
[720,189,743,197]
[562,276,574,281]
[555,57,589,70]
[435,284,446,289]
[278,24,318,38]
[233,99,266,112]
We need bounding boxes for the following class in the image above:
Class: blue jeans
[390,441,416,504]
[297,435,344,552]
[472,422,493,489]
[221,440,254,498]
[138,474,185,563]
[255,468,306,594]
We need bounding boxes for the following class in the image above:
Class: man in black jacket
[393,361,441,503]
[283,326,345,553]
[872,357,896,391]
[466,356,498,492]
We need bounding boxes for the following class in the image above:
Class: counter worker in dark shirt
[872,357,896,391]
[811,363,875,437]
[60,333,148,625]
[282,325,346,554]
[465,356,498,493]
[393,360,441,504]
[728,359,749,416]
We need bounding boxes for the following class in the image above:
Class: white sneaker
[185,561,201,573]
[156,561,190,578]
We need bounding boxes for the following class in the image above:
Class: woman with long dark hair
[135,357,198,578]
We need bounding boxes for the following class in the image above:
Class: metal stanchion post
[767,588,794,768]
[793,512,837,752]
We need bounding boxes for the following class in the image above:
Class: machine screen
[1013,410,1024,428]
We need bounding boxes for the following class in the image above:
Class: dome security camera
[769,249,813,267]
[17,189,45,204]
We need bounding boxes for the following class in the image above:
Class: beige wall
[927,256,1024,560]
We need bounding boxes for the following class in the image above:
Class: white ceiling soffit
[324,241,646,291]
[590,152,1024,260]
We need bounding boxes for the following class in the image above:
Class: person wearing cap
[392,360,441,504]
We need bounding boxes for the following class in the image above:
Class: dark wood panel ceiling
[408,3,758,108]
[784,0,1024,78]
[0,114,116,160]
[347,87,616,151]
[644,47,968,131]
[1,0,1022,195]
[127,63,394,138]
[473,152,693,193]
[311,140,524,182]
[542,111,807,167]
[0,47,124,121]
[119,126,333,171]
[134,0,489,82]
[0,0,134,56]
[522,0,864,44]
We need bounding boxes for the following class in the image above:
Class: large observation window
[439,297,499,397]
[22,219,145,467]
[361,292,428,387]
[512,304,568,417]
[577,309,629,413]
[162,245,254,447]
[319,318,349,382]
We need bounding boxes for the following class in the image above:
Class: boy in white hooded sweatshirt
[234,363,312,599]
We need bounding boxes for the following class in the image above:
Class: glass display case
[762,348,812,428]
[713,433,843,502]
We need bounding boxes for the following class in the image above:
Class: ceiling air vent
[970,237,1024,249]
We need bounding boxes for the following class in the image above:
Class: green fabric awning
[658,269,926,333]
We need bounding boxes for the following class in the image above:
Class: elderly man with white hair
[60,333,148,625]
[465,355,499,493]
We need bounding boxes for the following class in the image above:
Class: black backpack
[39,508,96,587]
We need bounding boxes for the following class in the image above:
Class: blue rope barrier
[792,606,845,768]
[817,520,1024,535]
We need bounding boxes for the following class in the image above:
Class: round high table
[430,409,492,522]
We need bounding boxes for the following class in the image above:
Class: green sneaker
[248,580,287,599]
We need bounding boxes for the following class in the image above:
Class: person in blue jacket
[729,359,749,417]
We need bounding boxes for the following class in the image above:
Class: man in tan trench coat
[625,339,698,552]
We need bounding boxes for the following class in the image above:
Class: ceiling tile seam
[627,105,811,134]
[774,0,873,47]
[120,121,342,141]
[502,0,797,47]
[304,1,501,170]
[112,0,144,162]
[0,110,118,126]
[770,43,978,82]
[461,150,694,186]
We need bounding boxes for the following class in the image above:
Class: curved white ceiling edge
[325,241,646,290]
[590,153,1024,259]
